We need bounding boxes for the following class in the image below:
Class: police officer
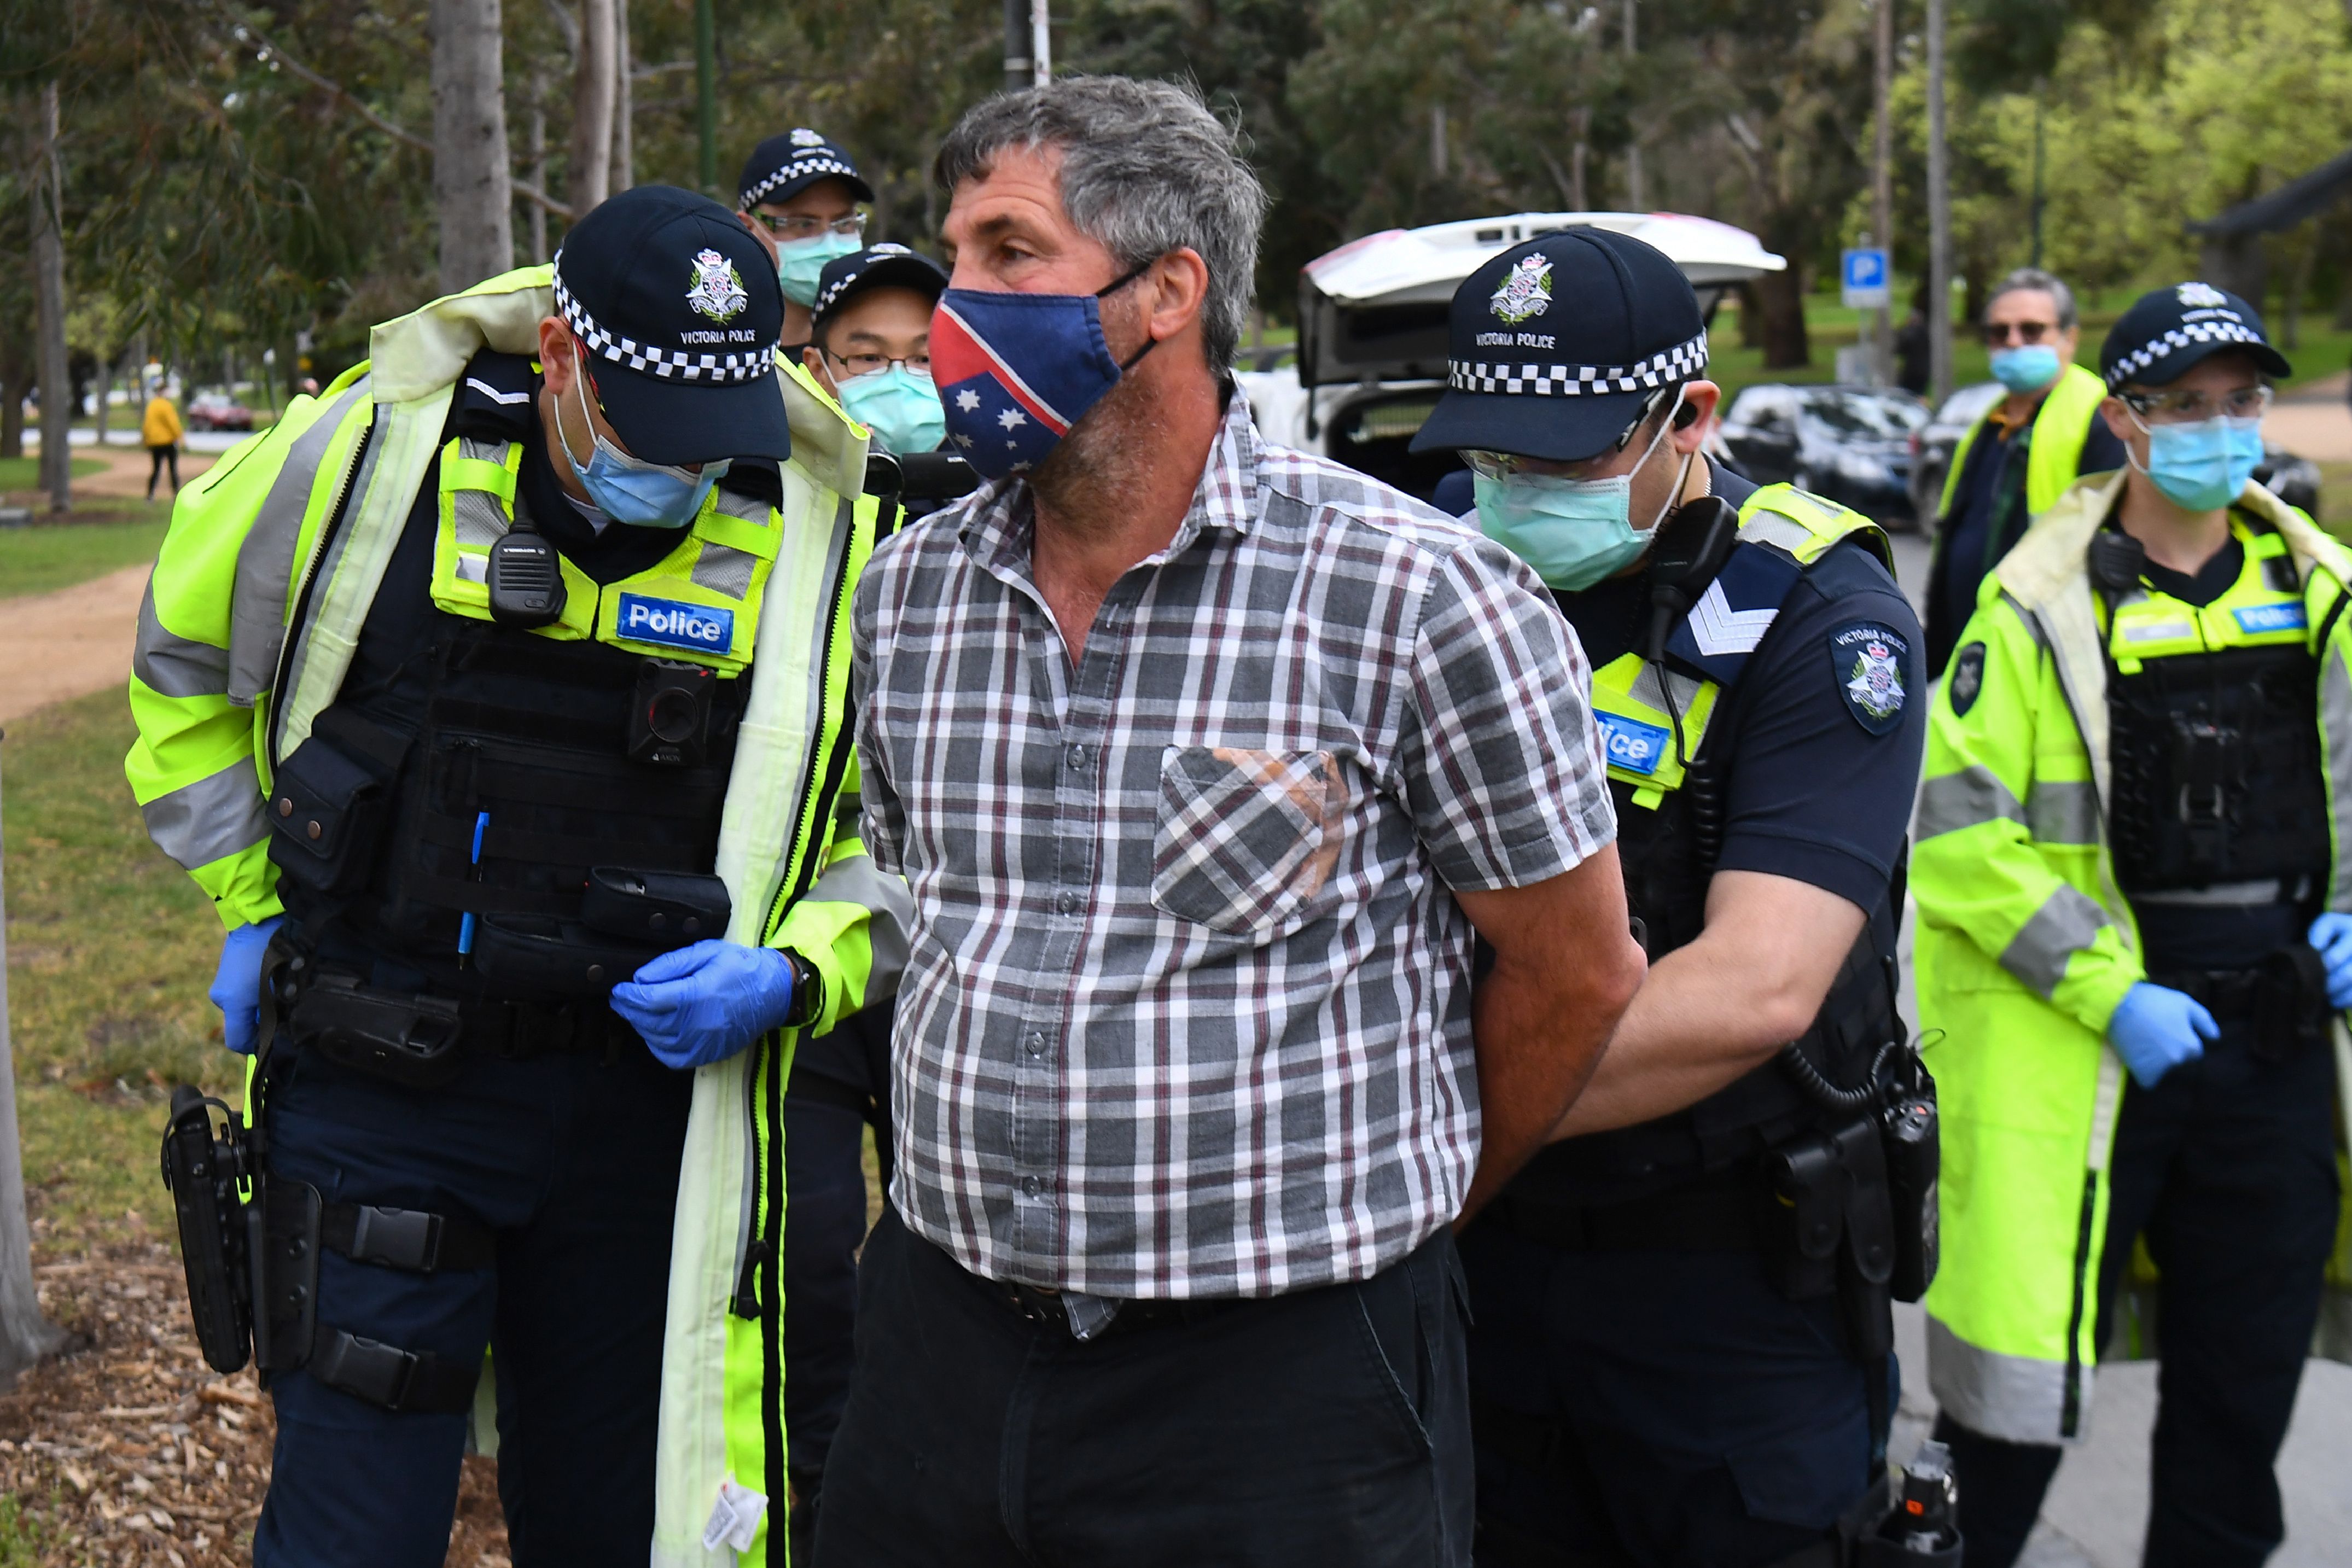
[804,243,948,459]
[737,129,876,354]
[1913,283,2352,1568]
[126,185,905,1567]
[1923,268,2126,677]
[1409,232,1930,1565]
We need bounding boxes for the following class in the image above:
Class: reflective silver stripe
[1737,511,1814,555]
[226,379,372,706]
[1915,766,2022,840]
[2323,643,2352,907]
[140,756,268,872]
[451,488,509,549]
[131,576,230,699]
[692,542,756,598]
[1999,884,2110,998]
[2133,878,2290,907]
[1625,658,1704,716]
[1926,1314,2078,1445]
[2025,780,2100,845]
[712,486,768,523]
[801,849,911,1007]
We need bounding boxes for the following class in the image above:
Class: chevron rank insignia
[1831,621,1910,735]
[1664,543,1800,686]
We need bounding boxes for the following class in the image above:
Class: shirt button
[1057,890,1078,914]
[1026,1031,1047,1058]
[1020,1176,1043,1198]
[1067,744,1087,771]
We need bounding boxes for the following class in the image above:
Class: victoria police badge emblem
[1489,253,1553,325]
[1830,621,1909,735]
[790,127,826,148]
[2176,281,2228,308]
[685,248,749,324]
[1948,641,1986,717]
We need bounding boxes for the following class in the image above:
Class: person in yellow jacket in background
[125,185,904,1568]
[142,381,183,499]
[1912,282,2351,1568]
[1922,269,2125,678]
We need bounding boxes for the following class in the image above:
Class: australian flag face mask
[930,260,1156,482]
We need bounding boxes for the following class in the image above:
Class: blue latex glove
[2107,982,2218,1089]
[208,916,284,1054]
[610,941,796,1069]
[2309,913,2352,1009]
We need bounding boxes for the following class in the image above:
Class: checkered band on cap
[2105,318,2268,389]
[551,263,776,385]
[814,245,915,318]
[1448,331,1709,396]
[740,153,860,211]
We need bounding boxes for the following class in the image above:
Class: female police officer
[1913,283,2352,1567]
[1410,232,1930,1565]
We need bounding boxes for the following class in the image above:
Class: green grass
[0,457,104,491]
[4,689,228,1255]
[0,518,168,600]
[0,1493,48,1566]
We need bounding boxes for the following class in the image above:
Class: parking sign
[1842,248,1890,310]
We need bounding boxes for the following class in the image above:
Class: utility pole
[1004,0,1032,90]
[1031,0,1053,84]
[695,0,717,196]
[0,731,71,1383]
[1872,0,1895,384]
[1622,0,1643,208]
[1925,0,1953,404]
[31,81,70,515]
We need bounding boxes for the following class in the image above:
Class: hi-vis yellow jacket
[124,266,908,1565]
[1912,468,2352,1445]
[1935,363,2110,523]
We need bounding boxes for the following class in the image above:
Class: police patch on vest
[618,593,733,653]
[1948,641,1986,718]
[2233,601,2306,636]
[1597,710,1672,777]
[1830,621,1909,735]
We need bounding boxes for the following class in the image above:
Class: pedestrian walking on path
[141,384,182,498]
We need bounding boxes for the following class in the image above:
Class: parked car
[1907,380,2322,523]
[1718,383,1930,528]
[184,391,254,432]
[1237,209,1788,505]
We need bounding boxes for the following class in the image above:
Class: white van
[1236,211,1787,504]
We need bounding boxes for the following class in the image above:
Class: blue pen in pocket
[457,811,489,964]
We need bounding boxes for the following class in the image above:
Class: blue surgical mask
[836,365,946,455]
[560,370,729,529]
[1472,389,1688,592]
[776,232,864,307]
[1988,345,2061,395]
[2135,413,2263,513]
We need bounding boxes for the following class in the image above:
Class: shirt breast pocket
[1150,747,1343,935]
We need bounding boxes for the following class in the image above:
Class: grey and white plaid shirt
[852,394,1614,1298]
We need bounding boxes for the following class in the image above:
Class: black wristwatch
[781,949,824,1030]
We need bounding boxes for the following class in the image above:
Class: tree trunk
[526,68,550,263]
[1738,281,1765,350]
[0,316,25,462]
[430,0,515,295]
[570,0,616,217]
[610,0,633,193]
[0,735,72,1385]
[1753,263,1810,370]
[32,81,71,514]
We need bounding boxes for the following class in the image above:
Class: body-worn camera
[628,658,717,767]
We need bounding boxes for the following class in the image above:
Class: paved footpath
[0,563,149,726]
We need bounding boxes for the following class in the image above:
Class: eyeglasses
[2117,384,2273,424]
[1982,320,2060,346]
[828,350,932,381]
[752,212,867,243]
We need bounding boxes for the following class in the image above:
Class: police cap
[551,184,790,467]
[2100,281,2291,390]
[1412,229,1708,463]
[737,129,875,212]
[811,244,951,341]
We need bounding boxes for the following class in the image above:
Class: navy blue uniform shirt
[1557,464,1926,913]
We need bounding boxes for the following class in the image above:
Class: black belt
[986,1274,1248,1342]
[1486,1185,1763,1252]
[451,993,640,1060]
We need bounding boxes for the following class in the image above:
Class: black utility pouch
[285,972,465,1089]
[253,1179,322,1376]
[2256,943,2332,1062]
[265,709,412,897]
[1760,1132,1850,1303]
[470,919,663,999]
[581,867,732,950]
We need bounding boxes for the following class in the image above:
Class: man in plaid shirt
[817,77,1645,1568]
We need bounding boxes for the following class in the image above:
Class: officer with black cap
[1410,232,1931,1565]
[1912,282,2352,1568]
[129,185,904,1566]
[804,242,950,461]
[737,127,877,353]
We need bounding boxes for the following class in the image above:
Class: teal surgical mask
[2134,412,2264,513]
[776,232,864,307]
[1472,389,1689,591]
[560,369,727,529]
[837,365,946,455]
[1989,345,2061,395]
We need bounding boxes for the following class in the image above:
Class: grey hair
[1986,267,2078,330]
[934,75,1268,374]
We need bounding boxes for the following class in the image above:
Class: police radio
[487,512,567,629]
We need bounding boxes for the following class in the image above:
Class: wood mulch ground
[0,1243,509,1567]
